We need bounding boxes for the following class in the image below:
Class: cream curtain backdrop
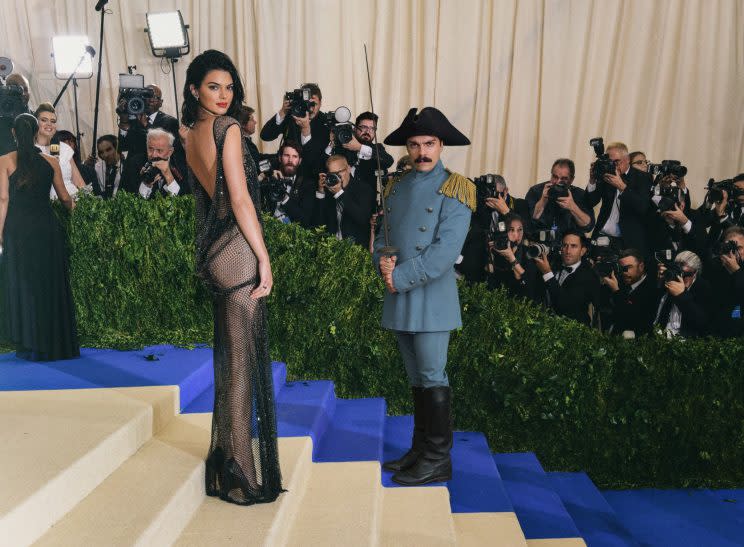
[2,0,742,202]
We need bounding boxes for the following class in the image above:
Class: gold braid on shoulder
[439,170,477,212]
[383,173,404,199]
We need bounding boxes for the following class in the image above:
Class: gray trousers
[395,331,451,388]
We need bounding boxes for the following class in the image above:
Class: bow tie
[561,266,574,274]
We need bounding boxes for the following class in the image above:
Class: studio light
[52,36,94,79]
[145,11,189,57]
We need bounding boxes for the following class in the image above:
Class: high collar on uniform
[409,159,446,181]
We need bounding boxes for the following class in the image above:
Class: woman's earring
[193,92,199,100]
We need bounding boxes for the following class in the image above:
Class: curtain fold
[3,0,742,202]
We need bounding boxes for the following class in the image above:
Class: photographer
[653,250,712,338]
[586,141,652,256]
[705,174,744,246]
[309,154,375,248]
[475,174,530,232]
[486,214,541,302]
[259,83,330,179]
[263,141,315,226]
[121,128,187,199]
[647,174,706,257]
[705,226,744,338]
[325,112,394,189]
[526,158,594,239]
[600,248,657,336]
[534,229,601,326]
[91,135,124,199]
[117,84,180,160]
[0,73,32,156]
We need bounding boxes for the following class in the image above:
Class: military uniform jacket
[373,160,475,332]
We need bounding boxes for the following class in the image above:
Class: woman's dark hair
[182,49,245,126]
[96,134,118,149]
[13,113,43,186]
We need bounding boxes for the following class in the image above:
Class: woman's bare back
[184,118,219,199]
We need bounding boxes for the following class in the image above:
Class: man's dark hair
[97,134,118,149]
[551,158,575,180]
[723,225,744,241]
[619,248,645,263]
[278,140,302,158]
[301,82,322,101]
[237,105,255,124]
[562,228,588,248]
[733,173,744,184]
[355,111,378,126]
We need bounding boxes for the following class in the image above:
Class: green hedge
[3,193,744,489]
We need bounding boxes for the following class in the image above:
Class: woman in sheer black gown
[0,113,78,361]
[181,50,283,505]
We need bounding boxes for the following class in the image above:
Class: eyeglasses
[632,159,649,166]
[357,125,376,132]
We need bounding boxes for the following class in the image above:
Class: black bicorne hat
[383,107,470,146]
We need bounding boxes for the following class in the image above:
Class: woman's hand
[251,259,273,298]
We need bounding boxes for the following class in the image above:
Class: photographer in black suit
[526,158,594,240]
[0,73,32,156]
[706,226,744,338]
[653,250,712,338]
[309,154,375,248]
[264,141,315,226]
[647,174,707,257]
[325,112,394,190]
[259,83,329,179]
[121,128,188,199]
[117,84,180,159]
[600,248,657,336]
[586,141,653,256]
[534,229,601,326]
[487,214,542,303]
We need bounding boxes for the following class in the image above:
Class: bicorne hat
[383,107,470,146]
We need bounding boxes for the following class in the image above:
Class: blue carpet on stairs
[314,398,386,462]
[603,488,744,547]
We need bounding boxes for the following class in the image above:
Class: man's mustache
[415,157,432,163]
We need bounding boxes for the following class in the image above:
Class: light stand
[51,36,94,151]
[91,0,110,161]
[145,11,190,118]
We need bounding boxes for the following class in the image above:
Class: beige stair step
[0,386,177,547]
[34,413,205,547]
[284,461,382,547]
[527,538,586,546]
[453,512,528,546]
[380,485,457,546]
[175,413,313,547]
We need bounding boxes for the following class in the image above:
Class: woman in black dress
[181,50,283,505]
[0,113,79,360]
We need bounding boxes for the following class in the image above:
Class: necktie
[105,165,117,198]
[656,295,674,328]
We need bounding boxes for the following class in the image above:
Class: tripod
[53,51,89,149]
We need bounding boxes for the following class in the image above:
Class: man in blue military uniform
[373,107,475,486]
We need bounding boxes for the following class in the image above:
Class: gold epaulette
[439,171,477,212]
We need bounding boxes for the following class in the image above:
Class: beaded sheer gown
[190,116,283,505]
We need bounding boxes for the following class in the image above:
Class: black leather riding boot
[392,386,452,486]
[383,387,425,472]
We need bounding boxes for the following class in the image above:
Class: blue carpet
[547,472,637,546]
[0,345,212,411]
[381,415,445,488]
[314,398,386,462]
[275,380,336,454]
[603,489,744,547]
[492,452,580,539]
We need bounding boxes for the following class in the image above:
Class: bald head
[6,73,30,105]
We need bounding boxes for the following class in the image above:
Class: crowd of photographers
[2,75,742,339]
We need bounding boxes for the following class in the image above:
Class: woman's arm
[70,159,86,189]
[222,123,272,297]
[0,157,9,245]
[46,156,75,211]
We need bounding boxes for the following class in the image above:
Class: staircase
[0,345,715,546]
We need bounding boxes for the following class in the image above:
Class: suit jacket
[350,143,394,189]
[119,110,180,158]
[487,246,543,304]
[120,152,189,197]
[372,161,473,332]
[646,210,707,257]
[653,277,713,338]
[92,158,125,198]
[706,262,744,338]
[474,195,531,232]
[260,114,330,179]
[587,167,652,254]
[610,274,658,336]
[545,261,601,325]
[310,176,375,248]
[280,175,317,227]
[525,182,594,237]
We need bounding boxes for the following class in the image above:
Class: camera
[525,229,557,259]
[116,73,153,118]
[590,236,620,278]
[525,242,551,260]
[474,174,506,204]
[0,57,25,120]
[322,106,354,145]
[489,220,510,251]
[140,159,165,185]
[325,172,342,188]
[662,262,687,283]
[648,160,687,180]
[547,183,570,202]
[589,137,616,182]
[705,177,737,205]
[263,175,291,204]
[713,239,739,258]
[652,182,682,213]
[285,88,315,118]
